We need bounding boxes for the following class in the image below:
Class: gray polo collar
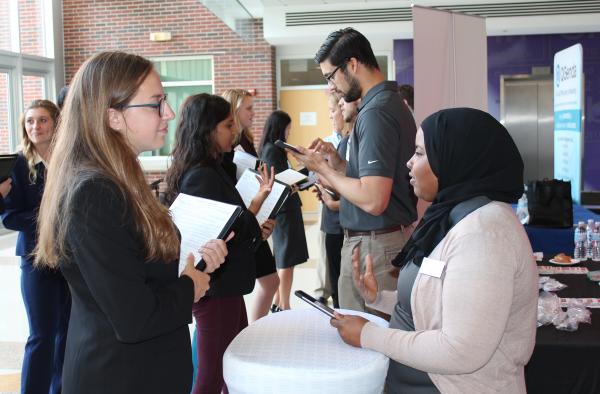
[358,81,398,113]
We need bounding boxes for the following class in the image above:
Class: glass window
[22,74,45,109]
[142,58,213,157]
[0,72,11,153]
[0,0,14,52]
[155,58,212,83]
[18,0,45,57]
[280,56,389,87]
[156,84,213,156]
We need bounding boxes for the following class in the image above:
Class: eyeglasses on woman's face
[122,94,169,117]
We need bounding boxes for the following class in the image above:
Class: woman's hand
[352,246,378,304]
[330,312,369,347]
[248,165,275,216]
[256,164,275,198]
[199,233,232,273]
[181,253,211,302]
[260,218,276,240]
[0,178,12,198]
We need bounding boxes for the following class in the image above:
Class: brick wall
[19,0,44,56]
[22,75,44,109]
[62,0,277,185]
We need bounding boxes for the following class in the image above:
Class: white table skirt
[223,308,390,394]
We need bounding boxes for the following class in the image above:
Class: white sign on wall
[299,112,317,126]
[553,44,583,203]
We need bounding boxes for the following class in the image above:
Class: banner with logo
[554,44,583,203]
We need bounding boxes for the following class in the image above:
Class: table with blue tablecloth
[521,204,600,256]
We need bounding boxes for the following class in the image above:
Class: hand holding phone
[295,290,335,318]
[274,139,301,154]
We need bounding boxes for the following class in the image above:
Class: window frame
[0,0,59,153]
[139,55,215,172]
[277,52,394,92]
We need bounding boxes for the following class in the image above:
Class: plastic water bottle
[587,219,595,259]
[592,222,600,262]
[516,193,529,224]
[574,221,587,260]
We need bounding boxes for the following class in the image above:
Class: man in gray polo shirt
[290,28,417,311]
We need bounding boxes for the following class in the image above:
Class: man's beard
[342,74,361,103]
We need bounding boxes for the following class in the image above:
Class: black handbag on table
[526,179,573,228]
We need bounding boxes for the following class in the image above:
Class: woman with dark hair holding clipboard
[165,93,275,394]
[1,99,69,394]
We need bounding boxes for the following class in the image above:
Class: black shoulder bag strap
[448,196,492,228]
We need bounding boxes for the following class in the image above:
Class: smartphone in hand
[274,139,301,154]
[295,290,335,318]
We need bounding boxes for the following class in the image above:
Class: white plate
[549,258,581,266]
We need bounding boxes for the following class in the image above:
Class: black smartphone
[320,186,339,201]
[294,290,335,318]
[298,172,318,191]
[297,166,310,176]
[274,139,301,154]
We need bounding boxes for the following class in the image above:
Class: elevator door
[501,76,554,183]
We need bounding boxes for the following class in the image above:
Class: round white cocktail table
[223,308,389,394]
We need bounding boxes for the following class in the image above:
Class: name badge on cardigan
[419,257,446,278]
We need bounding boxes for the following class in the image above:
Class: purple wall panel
[394,33,600,191]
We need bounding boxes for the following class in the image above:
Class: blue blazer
[1,153,45,259]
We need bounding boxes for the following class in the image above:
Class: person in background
[331,108,537,393]
[313,91,345,306]
[57,85,69,110]
[222,88,279,323]
[397,84,414,115]
[258,110,309,312]
[165,93,275,394]
[314,92,356,308]
[1,99,69,394]
[291,28,417,312]
[34,51,227,394]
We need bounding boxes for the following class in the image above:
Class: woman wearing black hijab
[330,108,538,393]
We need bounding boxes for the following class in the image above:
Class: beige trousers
[338,228,411,311]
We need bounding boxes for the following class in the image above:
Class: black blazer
[260,142,302,212]
[60,177,194,394]
[1,153,45,259]
[180,160,261,297]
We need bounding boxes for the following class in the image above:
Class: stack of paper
[170,193,241,275]
[235,169,290,225]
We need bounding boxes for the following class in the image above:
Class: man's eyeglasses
[325,63,345,84]
[122,95,169,117]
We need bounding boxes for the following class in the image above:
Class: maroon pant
[192,295,248,394]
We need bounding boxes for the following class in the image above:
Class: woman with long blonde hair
[2,99,68,394]
[34,51,228,394]
[222,89,279,322]
[222,88,256,152]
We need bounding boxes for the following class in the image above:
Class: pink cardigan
[361,202,538,393]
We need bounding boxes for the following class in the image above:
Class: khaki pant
[314,204,332,299]
[339,228,411,311]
